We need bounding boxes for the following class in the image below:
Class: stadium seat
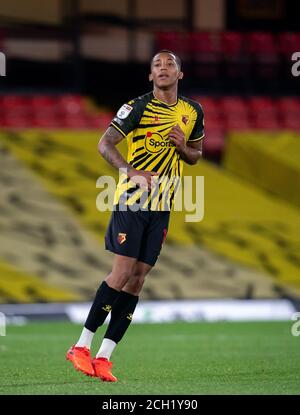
[2,107,29,120]
[2,113,32,128]
[1,93,299,134]
[203,127,225,157]
[246,32,279,78]
[153,30,300,81]
[1,95,29,117]
[1,95,27,109]
[277,97,300,116]
[61,114,89,129]
[192,96,218,116]
[30,95,57,109]
[0,94,115,129]
[204,113,224,130]
[224,114,251,131]
[219,97,249,116]
[278,32,300,57]
[155,32,189,60]
[84,116,100,129]
[97,112,114,128]
[221,31,243,55]
[247,98,279,130]
[58,95,85,116]
[32,113,60,128]
[220,32,248,78]
[248,97,277,116]
[189,32,221,78]
[278,32,300,77]
[252,113,280,130]
[247,32,277,54]
[281,114,300,131]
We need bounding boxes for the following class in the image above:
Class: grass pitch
[0,321,299,395]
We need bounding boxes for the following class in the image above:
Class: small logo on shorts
[102,304,112,312]
[118,233,127,244]
[127,313,133,321]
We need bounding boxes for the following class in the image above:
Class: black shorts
[105,206,170,267]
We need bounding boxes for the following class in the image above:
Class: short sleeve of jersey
[110,99,143,137]
[188,103,205,142]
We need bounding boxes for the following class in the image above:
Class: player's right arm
[98,126,158,191]
[98,126,131,171]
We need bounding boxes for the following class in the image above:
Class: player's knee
[124,273,145,294]
[133,273,146,289]
[106,269,132,290]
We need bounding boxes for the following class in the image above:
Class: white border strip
[65,299,296,324]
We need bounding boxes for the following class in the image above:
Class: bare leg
[122,261,152,295]
[105,254,137,291]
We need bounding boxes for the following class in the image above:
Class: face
[149,53,183,89]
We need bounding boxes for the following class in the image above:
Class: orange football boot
[66,345,95,377]
[92,357,118,382]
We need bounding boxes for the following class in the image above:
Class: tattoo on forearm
[101,142,130,170]
[98,126,133,171]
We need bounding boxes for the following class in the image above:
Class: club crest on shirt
[117,233,127,244]
[182,115,189,125]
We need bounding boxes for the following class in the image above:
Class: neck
[153,86,178,105]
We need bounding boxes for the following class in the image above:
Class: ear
[149,74,153,82]
[178,71,184,80]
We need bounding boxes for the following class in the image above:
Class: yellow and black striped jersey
[110,91,204,211]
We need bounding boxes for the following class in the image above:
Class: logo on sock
[127,313,133,321]
[102,304,112,312]
[117,233,127,244]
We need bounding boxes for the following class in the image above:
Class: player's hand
[168,124,186,152]
[128,168,159,191]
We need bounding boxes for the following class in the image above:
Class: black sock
[84,281,120,332]
[104,290,139,344]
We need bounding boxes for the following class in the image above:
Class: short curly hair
[151,50,181,70]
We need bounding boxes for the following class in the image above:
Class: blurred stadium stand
[0,1,299,100]
[1,125,300,306]
[0,94,114,129]
[1,94,300,161]
[0,0,300,320]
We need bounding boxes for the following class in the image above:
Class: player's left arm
[168,124,203,165]
[183,139,203,164]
